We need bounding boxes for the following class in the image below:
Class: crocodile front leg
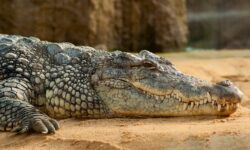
[0,78,59,134]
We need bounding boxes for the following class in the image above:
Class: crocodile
[0,34,243,134]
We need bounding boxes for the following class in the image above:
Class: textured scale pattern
[0,34,108,133]
[0,34,243,134]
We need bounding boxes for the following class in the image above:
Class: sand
[0,50,250,150]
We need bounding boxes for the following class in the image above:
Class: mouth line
[130,81,240,111]
[102,79,240,112]
[139,88,240,111]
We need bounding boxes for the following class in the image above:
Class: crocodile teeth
[183,103,188,110]
[199,100,203,105]
[217,104,221,111]
[236,103,240,107]
[226,104,230,110]
[155,95,160,100]
[207,92,212,102]
[170,93,175,97]
[190,102,194,108]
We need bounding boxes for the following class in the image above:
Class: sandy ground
[0,50,250,150]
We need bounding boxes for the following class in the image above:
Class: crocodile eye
[112,52,162,71]
[142,60,157,68]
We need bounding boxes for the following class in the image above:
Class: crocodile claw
[13,115,60,134]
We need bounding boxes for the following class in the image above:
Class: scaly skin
[0,34,243,134]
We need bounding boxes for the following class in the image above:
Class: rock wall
[0,0,187,52]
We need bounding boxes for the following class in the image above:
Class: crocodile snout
[212,80,243,104]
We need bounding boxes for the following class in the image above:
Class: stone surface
[0,0,187,52]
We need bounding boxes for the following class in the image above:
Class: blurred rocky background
[0,0,249,52]
[187,0,250,49]
[0,0,187,52]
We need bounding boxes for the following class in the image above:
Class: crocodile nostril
[216,80,233,87]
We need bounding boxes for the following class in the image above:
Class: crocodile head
[92,50,243,117]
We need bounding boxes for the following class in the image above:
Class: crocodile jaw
[94,78,242,117]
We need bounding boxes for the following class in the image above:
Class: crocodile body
[0,34,243,134]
